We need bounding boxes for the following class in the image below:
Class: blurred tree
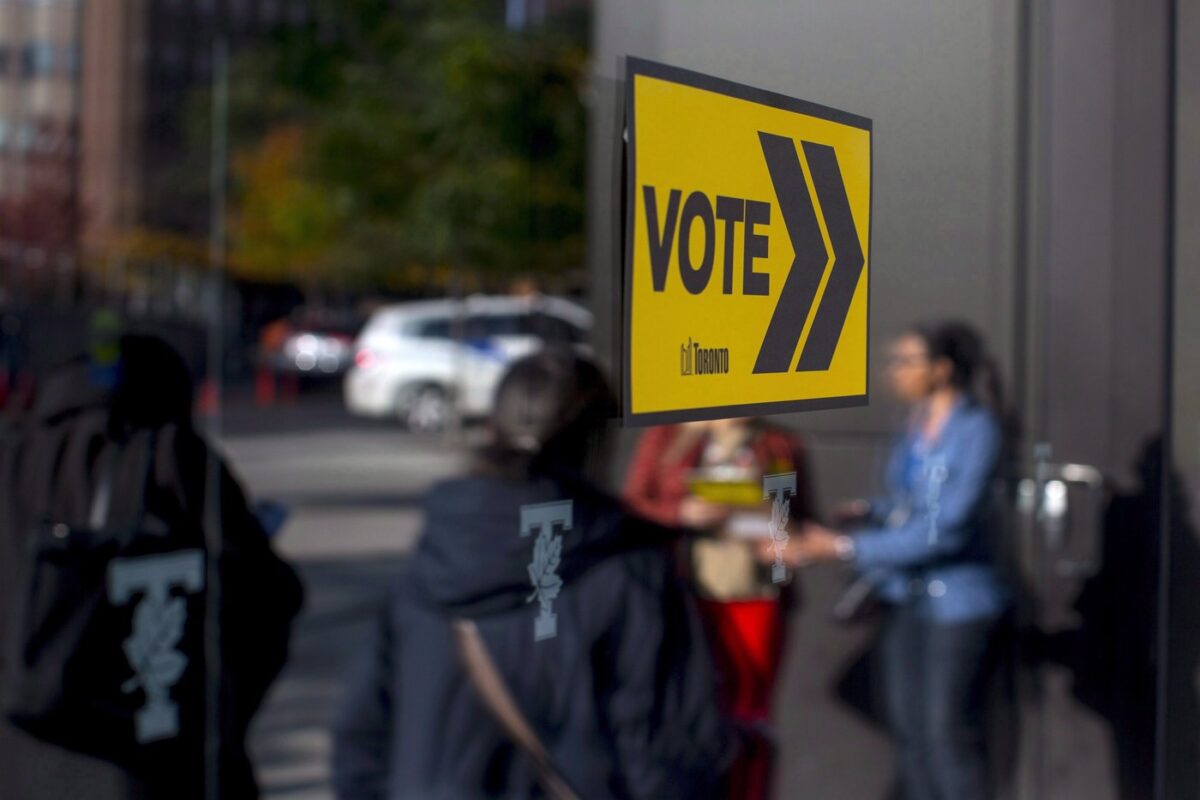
[225,0,590,291]
[230,125,339,288]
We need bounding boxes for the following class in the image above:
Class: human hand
[783,523,849,567]
[754,537,778,564]
[678,496,731,530]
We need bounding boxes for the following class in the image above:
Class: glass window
[10,6,1188,800]
[528,312,579,344]
[61,44,79,76]
[34,126,53,153]
[465,313,526,340]
[21,42,55,77]
[14,122,33,152]
[413,318,451,340]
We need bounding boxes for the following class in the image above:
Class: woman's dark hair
[910,320,1021,477]
[910,320,1006,417]
[480,348,617,479]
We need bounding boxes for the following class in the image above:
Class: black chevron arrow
[753,133,826,374]
[795,141,864,372]
[752,134,864,374]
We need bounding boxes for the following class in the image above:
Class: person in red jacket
[622,418,816,800]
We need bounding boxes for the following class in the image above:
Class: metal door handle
[1039,462,1102,488]
[1018,462,1106,579]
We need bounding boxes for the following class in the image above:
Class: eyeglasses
[885,353,930,369]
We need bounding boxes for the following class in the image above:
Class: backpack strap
[87,447,117,530]
[452,618,580,800]
[87,429,156,533]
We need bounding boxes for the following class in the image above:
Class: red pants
[698,598,786,800]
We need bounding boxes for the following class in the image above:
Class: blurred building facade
[0,0,318,300]
[0,0,83,293]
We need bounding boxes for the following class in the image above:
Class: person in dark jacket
[332,349,734,800]
[0,333,303,800]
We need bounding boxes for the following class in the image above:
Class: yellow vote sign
[622,58,872,424]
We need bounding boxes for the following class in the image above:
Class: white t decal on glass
[108,550,205,744]
[521,501,572,641]
[764,473,797,583]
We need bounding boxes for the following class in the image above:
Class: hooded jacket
[0,354,302,800]
[332,472,733,800]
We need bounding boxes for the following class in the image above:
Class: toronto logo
[763,473,797,584]
[108,550,205,744]
[679,337,731,376]
[521,501,572,641]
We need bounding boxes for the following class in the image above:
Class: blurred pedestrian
[622,418,815,800]
[332,349,733,800]
[0,333,303,800]
[256,314,298,405]
[783,321,1011,800]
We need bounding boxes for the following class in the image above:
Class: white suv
[344,295,592,431]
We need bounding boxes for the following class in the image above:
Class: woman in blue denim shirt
[786,322,1010,800]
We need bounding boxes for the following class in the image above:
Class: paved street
[220,396,895,800]
[221,398,468,800]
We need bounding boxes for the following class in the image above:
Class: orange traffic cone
[256,365,276,406]
[196,378,219,416]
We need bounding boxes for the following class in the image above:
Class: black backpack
[2,428,209,775]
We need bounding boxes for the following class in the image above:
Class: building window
[14,122,33,152]
[21,42,55,76]
[61,44,79,75]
